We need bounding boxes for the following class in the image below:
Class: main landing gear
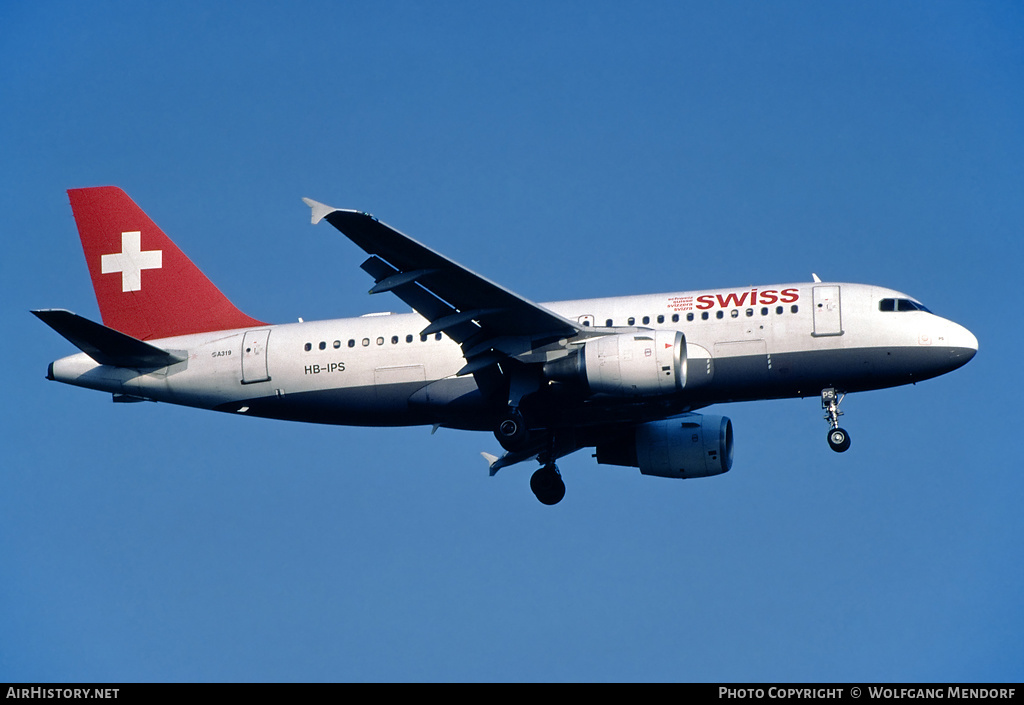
[493,407,566,505]
[530,464,565,505]
[821,387,851,453]
[530,434,566,505]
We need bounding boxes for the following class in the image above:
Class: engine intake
[596,414,734,479]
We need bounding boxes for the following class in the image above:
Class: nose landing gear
[822,388,851,452]
[827,427,851,452]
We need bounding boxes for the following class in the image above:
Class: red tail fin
[68,187,265,340]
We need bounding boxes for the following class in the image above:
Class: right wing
[304,200,602,376]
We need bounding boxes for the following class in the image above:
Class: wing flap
[368,268,439,294]
[359,255,481,343]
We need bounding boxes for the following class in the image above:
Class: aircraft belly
[374,364,426,398]
[216,381,437,426]
[213,344,973,428]
[712,340,768,388]
[407,375,493,430]
[696,344,976,403]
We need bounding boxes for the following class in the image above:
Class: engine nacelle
[546,330,686,397]
[596,414,734,479]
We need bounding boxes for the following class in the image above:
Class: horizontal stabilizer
[480,452,501,476]
[32,309,186,368]
[480,447,544,476]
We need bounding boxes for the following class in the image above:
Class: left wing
[303,199,597,376]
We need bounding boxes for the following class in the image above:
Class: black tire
[530,465,565,505]
[827,427,851,453]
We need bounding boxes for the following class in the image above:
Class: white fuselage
[47,281,978,430]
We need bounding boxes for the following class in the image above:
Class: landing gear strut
[821,387,851,452]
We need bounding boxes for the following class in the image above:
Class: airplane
[34,186,978,505]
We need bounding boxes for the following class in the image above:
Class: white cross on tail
[101,231,162,292]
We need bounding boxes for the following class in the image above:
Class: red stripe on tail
[69,187,265,340]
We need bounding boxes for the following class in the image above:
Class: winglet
[302,197,336,225]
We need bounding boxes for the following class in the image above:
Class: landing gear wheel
[827,427,851,453]
[495,410,530,451]
[530,464,565,505]
[821,388,851,453]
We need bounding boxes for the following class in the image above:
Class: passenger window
[716,311,724,319]
[319,341,326,350]
[746,308,754,317]
[406,334,413,343]
[702,312,709,320]
[605,319,613,327]
[362,338,370,347]
[391,335,399,344]
[673,314,681,323]
[642,316,650,325]
[627,317,635,326]
[791,305,799,314]
[730,309,739,318]
[686,313,693,322]
[761,307,768,316]
[348,339,355,348]
[776,306,784,315]
[376,337,384,346]
[333,340,341,349]
[420,334,428,342]
[304,342,312,352]
[657,315,664,324]
[435,333,442,341]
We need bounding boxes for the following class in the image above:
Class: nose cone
[944,320,978,369]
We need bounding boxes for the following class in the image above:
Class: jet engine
[595,414,734,479]
[545,330,686,396]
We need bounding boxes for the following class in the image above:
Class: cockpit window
[879,298,931,313]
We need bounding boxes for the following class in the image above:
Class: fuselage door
[812,285,843,337]
[241,329,272,384]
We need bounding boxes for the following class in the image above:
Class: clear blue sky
[2,1,1022,682]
